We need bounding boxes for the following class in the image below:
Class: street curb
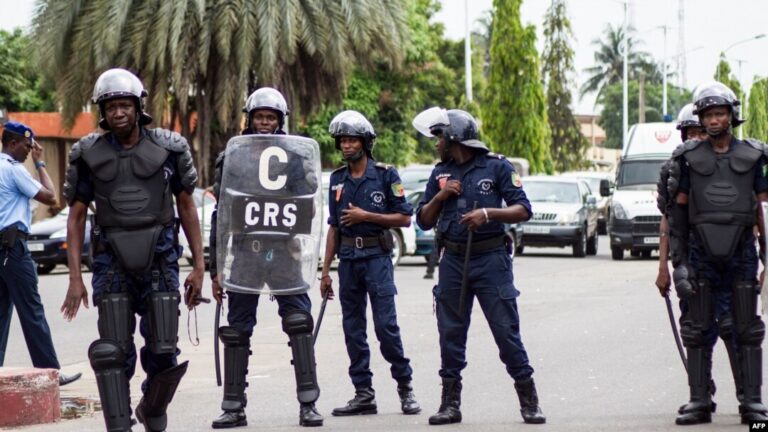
[0,367,61,427]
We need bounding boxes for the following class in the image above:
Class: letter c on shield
[259,146,288,190]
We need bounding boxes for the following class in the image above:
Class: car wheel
[586,233,598,255]
[36,263,56,275]
[515,244,524,255]
[611,246,624,260]
[390,229,404,267]
[641,250,652,259]
[572,229,587,258]
[630,249,641,257]
[598,220,607,235]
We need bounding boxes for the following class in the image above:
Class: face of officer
[103,97,139,138]
[250,109,280,134]
[684,126,707,141]
[699,106,731,138]
[339,136,365,162]
[2,133,33,162]
[435,133,450,163]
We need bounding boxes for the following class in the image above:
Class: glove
[672,265,696,299]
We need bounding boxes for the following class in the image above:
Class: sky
[2,0,766,115]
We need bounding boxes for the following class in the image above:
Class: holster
[0,225,20,249]
[146,289,180,355]
[379,231,394,253]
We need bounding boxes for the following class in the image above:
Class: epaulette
[374,162,394,170]
[148,128,189,153]
[486,152,505,159]
[70,132,102,162]
[671,139,704,158]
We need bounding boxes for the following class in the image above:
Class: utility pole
[677,0,686,89]
[464,0,473,103]
[622,0,629,150]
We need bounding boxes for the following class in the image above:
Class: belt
[443,235,506,256]
[341,235,381,249]
[0,228,28,241]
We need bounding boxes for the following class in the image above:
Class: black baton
[664,293,687,372]
[458,201,478,319]
[313,291,329,345]
[214,301,222,386]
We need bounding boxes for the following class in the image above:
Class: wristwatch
[34,161,47,169]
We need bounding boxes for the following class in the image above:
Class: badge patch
[439,177,447,189]
[477,178,494,195]
[370,191,386,207]
[391,183,405,197]
[332,184,344,202]
[511,172,522,188]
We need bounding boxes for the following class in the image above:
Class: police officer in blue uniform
[319,110,420,417]
[414,108,545,425]
[208,87,324,428]
[61,69,204,432]
[0,121,81,386]
[666,82,768,425]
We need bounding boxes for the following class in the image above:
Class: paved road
[4,236,758,431]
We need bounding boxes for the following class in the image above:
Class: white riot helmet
[92,68,152,130]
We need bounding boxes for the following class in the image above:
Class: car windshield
[525,182,580,203]
[617,160,665,188]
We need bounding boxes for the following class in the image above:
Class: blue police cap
[3,121,35,140]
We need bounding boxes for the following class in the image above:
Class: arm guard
[668,202,695,298]
[63,133,100,205]
[149,128,198,190]
[656,159,672,214]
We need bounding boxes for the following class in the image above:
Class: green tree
[0,29,56,112]
[744,77,768,142]
[580,24,659,101]
[541,0,589,172]
[484,0,551,173]
[33,0,407,184]
[598,81,691,149]
[713,53,744,99]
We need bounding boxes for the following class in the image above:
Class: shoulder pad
[744,138,767,153]
[70,132,102,162]
[374,162,394,170]
[486,152,505,159]
[671,139,704,158]
[148,128,189,153]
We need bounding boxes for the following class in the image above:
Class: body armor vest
[686,141,761,261]
[81,134,175,272]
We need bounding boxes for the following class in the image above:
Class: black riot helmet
[435,109,488,152]
[675,103,701,141]
[243,87,289,133]
[692,81,744,127]
[328,110,376,156]
[92,68,152,130]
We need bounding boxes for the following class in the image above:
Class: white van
[603,122,681,260]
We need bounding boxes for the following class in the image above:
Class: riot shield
[216,135,322,295]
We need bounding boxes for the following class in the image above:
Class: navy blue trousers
[338,255,413,388]
[0,239,60,368]
[226,291,312,336]
[434,249,534,382]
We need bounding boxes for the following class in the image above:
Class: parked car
[399,164,435,192]
[180,187,217,266]
[27,206,93,274]
[320,171,416,266]
[518,176,599,257]
[405,190,522,259]
[561,171,614,235]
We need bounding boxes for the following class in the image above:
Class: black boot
[739,345,768,424]
[299,403,323,427]
[514,377,546,424]
[397,382,421,415]
[676,347,713,425]
[211,410,247,429]
[428,378,462,425]
[332,387,377,416]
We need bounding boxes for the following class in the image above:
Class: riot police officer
[319,110,421,417]
[666,82,768,425]
[61,68,205,432]
[413,107,545,425]
[209,87,324,428]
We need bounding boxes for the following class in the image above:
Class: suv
[518,176,599,257]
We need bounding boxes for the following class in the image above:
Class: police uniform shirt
[0,152,42,233]
[677,138,768,195]
[416,153,532,243]
[328,159,413,260]
[71,129,191,252]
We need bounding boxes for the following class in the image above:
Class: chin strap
[344,149,365,162]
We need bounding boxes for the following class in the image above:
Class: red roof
[3,111,194,140]
[4,112,97,139]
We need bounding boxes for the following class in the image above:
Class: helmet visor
[412,107,450,137]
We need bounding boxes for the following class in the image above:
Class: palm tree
[32,0,407,183]
[579,24,658,102]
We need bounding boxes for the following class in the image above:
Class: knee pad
[719,315,735,342]
[219,326,250,347]
[97,292,135,354]
[739,318,766,346]
[282,310,314,335]
[88,339,132,431]
[681,321,707,348]
[147,290,181,355]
